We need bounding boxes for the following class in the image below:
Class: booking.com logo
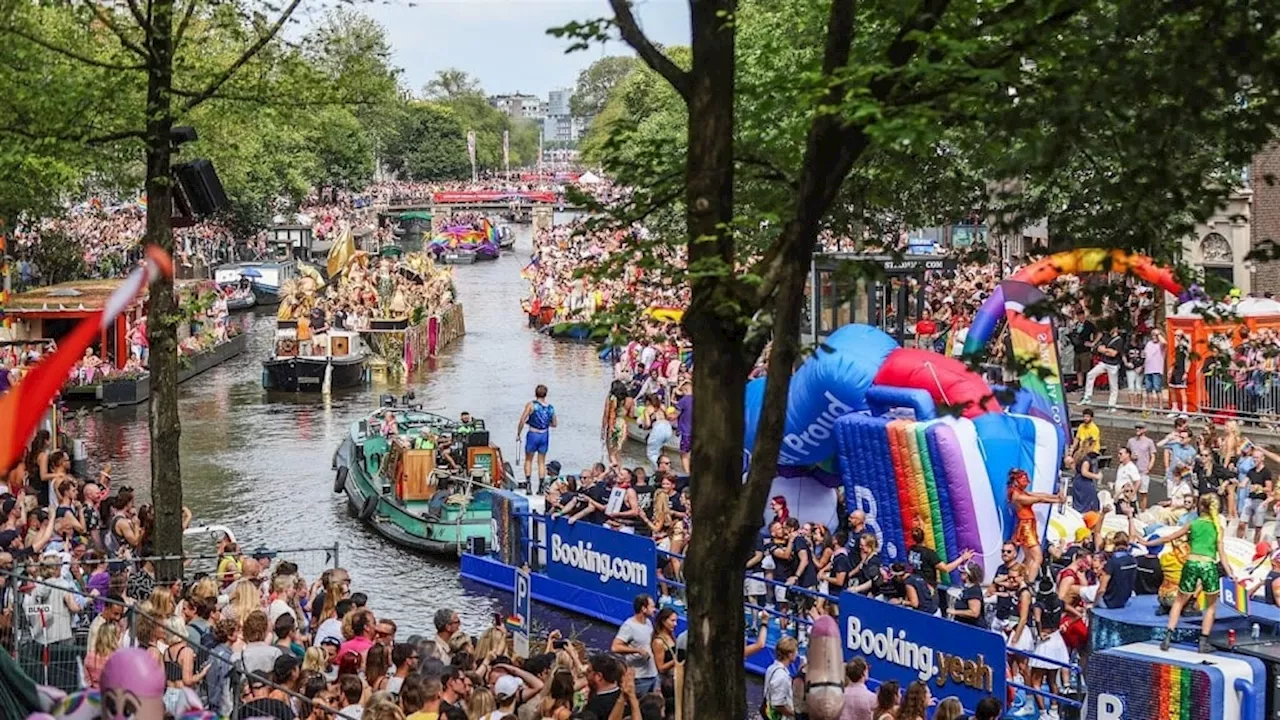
[550,533,649,587]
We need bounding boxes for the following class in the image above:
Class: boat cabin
[1,280,145,370]
[355,410,504,505]
[273,319,362,360]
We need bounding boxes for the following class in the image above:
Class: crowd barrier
[1,563,356,720]
[1200,370,1280,421]
[461,492,1088,716]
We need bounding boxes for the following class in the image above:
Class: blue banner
[542,516,657,603]
[838,591,1006,710]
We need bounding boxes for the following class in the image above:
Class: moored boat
[498,226,515,249]
[334,405,514,556]
[218,280,257,311]
[214,260,299,305]
[263,323,368,392]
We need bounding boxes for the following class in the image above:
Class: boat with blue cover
[333,404,513,556]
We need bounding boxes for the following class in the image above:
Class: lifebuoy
[333,466,348,494]
[358,494,378,520]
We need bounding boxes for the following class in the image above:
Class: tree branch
[121,0,150,34]
[0,26,146,71]
[173,0,199,51]
[80,0,150,59]
[0,125,145,145]
[607,0,691,103]
[179,0,306,113]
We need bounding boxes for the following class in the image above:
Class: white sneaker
[1046,709,1060,720]
[1080,397,1092,405]
[1167,410,1177,417]
[1107,406,1117,413]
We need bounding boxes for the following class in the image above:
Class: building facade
[489,93,545,121]
[1183,188,1253,295]
[1251,143,1280,296]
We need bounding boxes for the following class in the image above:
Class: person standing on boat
[517,384,557,491]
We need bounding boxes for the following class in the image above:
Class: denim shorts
[1144,373,1164,392]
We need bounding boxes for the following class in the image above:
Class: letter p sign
[1096,692,1124,720]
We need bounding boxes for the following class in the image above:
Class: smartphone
[553,639,568,650]
[492,612,503,627]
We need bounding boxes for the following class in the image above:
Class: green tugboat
[333,403,511,556]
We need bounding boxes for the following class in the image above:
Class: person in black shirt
[906,526,973,586]
[948,563,988,628]
[768,521,794,612]
[745,530,770,611]
[1082,325,1124,409]
[821,530,854,593]
[234,673,296,720]
[781,518,817,622]
[1093,532,1138,609]
[583,654,625,719]
[849,533,883,595]
[846,510,870,565]
[899,566,939,616]
[1069,311,1097,387]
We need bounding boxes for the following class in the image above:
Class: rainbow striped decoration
[1156,663,1198,720]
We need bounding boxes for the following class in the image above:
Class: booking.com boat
[332,401,514,556]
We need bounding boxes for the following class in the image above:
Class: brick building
[1251,143,1280,296]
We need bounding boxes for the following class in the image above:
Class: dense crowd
[0,428,694,720]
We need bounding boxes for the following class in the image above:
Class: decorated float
[278,250,464,378]
[428,218,502,264]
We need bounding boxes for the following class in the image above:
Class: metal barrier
[526,511,1086,713]
[0,567,357,720]
[1200,369,1280,421]
[124,543,341,584]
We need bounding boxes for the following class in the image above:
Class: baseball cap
[546,460,562,475]
[1255,541,1272,562]
[494,674,524,700]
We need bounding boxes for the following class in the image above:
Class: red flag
[0,247,172,470]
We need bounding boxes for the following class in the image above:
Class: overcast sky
[362,0,691,99]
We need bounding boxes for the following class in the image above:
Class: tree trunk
[144,0,183,580]
[681,1,744,718]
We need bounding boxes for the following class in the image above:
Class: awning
[398,211,434,221]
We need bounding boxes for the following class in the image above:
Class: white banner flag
[503,130,510,176]
[466,130,477,181]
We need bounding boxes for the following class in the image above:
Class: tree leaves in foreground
[560,0,1280,717]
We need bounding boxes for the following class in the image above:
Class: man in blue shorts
[517,384,557,490]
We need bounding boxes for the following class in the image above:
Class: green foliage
[18,229,86,286]
[569,55,637,118]
[383,103,470,181]
[422,68,483,101]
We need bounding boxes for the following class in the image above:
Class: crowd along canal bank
[70,215,652,639]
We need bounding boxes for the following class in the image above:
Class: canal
[76,215,649,642]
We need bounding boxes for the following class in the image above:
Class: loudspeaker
[331,336,350,357]
[174,159,228,216]
[466,536,487,556]
[466,430,490,447]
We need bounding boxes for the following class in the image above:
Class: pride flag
[0,247,172,471]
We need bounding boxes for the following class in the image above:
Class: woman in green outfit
[1137,494,1235,653]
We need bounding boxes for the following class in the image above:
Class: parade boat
[214,260,299,305]
[333,405,514,556]
[497,225,515,250]
[262,321,368,392]
[218,279,257,311]
[428,219,501,264]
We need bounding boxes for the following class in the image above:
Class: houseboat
[214,260,299,305]
[263,322,369,392]
[333,406,513,556]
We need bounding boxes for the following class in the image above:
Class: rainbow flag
[0,247,172,470]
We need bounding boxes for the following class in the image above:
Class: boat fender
[334,466,348,493]
[358,494,378,520]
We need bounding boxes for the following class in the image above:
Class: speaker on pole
[174,159,229,217]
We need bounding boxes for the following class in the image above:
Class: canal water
[76,216,649,642]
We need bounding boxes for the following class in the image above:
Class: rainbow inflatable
[428,219,500,261]
[744,324,1062,581]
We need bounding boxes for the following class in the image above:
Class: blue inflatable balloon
[743,324,898,467]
